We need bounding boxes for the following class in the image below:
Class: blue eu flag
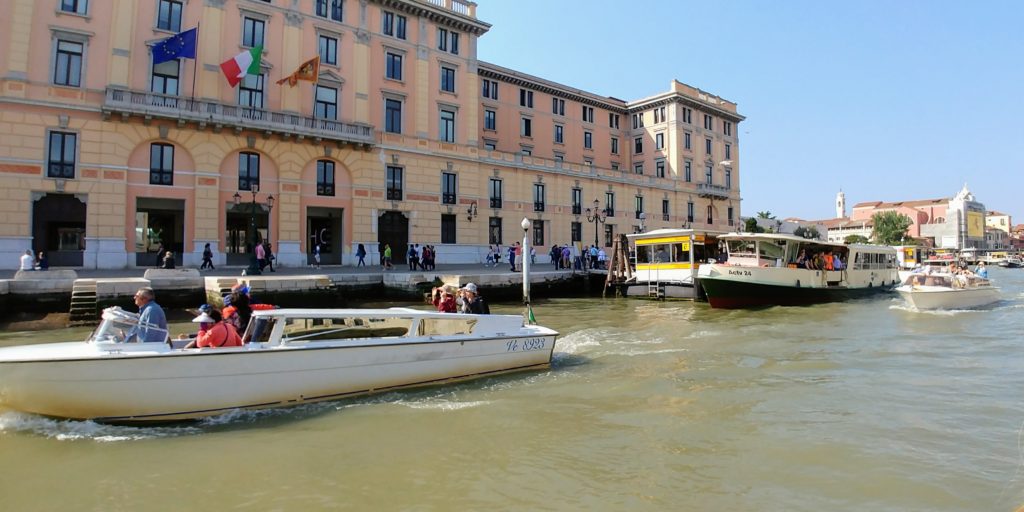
[152,28,198,65]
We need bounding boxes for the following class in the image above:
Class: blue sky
[476,0,1024,223]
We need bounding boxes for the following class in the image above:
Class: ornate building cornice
[370,0,490,35]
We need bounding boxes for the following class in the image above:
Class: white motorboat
[998,257,1021,269]
[0,307,558,422]
[895,272,1001,310]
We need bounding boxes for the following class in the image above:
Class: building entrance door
[378,211,408,265]
[307,207,343,265]
[32,193,86,267]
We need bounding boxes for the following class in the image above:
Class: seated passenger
[833,254,845,270]
[795,250,808,268]
[431,285,458,313]
[823,251,834,271]
[185,309,242,348]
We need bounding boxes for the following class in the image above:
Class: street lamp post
[233,184,274,276]
[585,198,607,247]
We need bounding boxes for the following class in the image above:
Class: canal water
[2,269,1024,511]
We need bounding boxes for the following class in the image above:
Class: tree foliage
[844,234,870,244]
[756,210,776,219]
[793,226,821,240]
[871,211,913,245]
[744,218,764,233]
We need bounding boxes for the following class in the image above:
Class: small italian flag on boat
[220,46,263,87]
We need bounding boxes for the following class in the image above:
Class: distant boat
[896,272,1000,310]
[697,233,899,309]
[998,257,1021,268]
[0,307,558,423]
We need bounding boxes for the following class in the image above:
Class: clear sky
[475,0,1024,223]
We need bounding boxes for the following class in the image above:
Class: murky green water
[2,269,1024,511]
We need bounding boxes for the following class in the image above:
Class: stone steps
[69,279,99,326]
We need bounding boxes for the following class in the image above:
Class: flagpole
[191,23,200,100]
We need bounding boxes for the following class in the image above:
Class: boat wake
[0,410,202,442]
[888,300,1019,315]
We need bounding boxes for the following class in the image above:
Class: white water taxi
[0,307,558,422]
[697,233,899,308]
[621,229,725,299]
[896,272,1000,310]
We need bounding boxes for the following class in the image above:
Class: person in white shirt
[19,250,33,271]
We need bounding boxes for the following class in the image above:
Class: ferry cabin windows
[488,217,502,244]
[281,316,412,343]
[315,85,338,120]
[54,40,84,87]
[605,192,615,217]
[157,0,183,32]
[533,183,545,212]
[489,178,502,208]
[442,172,457,204]
[385,98,402,133]
[47,132,77,178]
[635,243,685,264]
[440,66,456,93]
[482,79,498,100]
[149,143,174,186]
[519,89,533,108]
[484,109,496,130]
[386,165,403,200]
[242,17,265,48]
[151,60,180,95]
[317,160,335,196]
[441,214,456,244]
[319,35,338,66]
[571,221,582,243]
[381,12,407,39]
[439,109,456,143]
[238,152,260,191]
[571,188,582,215]
[315,0,343,22]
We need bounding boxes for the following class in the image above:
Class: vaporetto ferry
[621,229,725,299]
[696,233,899,308]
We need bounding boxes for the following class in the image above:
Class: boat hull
[700,276,895,309]
[0,335,556,422]
[896,286,1001,310]
[622,281,697,299]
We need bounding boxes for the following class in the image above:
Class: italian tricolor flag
[220,46,263,87]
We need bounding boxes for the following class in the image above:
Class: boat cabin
[629,229,723,271]
[719,233,897,271]
[893,245,926,270]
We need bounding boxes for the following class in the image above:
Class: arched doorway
[32,193,86,267]
[378,211,408,265]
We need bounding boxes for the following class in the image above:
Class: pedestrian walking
[356,243,367,266]
[200,243,215,270]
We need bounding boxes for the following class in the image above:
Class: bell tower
[836,190,846,219]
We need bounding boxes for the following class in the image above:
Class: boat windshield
[87,306,169,344]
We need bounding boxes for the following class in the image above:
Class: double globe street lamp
[585,198,607,247]
[233,184,274,276]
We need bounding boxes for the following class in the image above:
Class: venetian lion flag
[277,56,320,87]
[220,46,263,87]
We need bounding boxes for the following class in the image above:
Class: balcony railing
[102,87,375,146]
[697,183,731,200]
[442,193,457,205]
[425,0,477,17]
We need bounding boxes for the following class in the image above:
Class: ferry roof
[719,233,895,252]
[626,228,726,240]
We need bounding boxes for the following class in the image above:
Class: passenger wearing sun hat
[458,282,490,315]
[184,309,242,349]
